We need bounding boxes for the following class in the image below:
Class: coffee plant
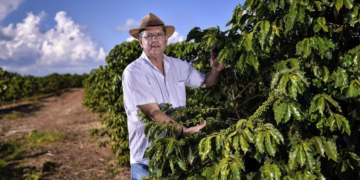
[0,68,88,104]
[84,0,360,178]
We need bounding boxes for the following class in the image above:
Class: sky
[0,0,244,76]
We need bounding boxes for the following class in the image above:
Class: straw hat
[129,13,175,39]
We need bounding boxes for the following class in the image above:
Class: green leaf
[234,157,246,171]
[303,38,311,57]
[324,141,338,161]
[230,162,241,180]
[335,68,349,88]
[289,58,300,69]
[335,0,344,11]
[215,158,230,177]
[283,105,292,123]
[278,75,289,93]
[272,25,280,37]
[322,66,330,82]
[289,103,302,120]
[265,132,276,156]
[169,157,175,174]
[243,128,254,143]
[317,97,325,114]
[244,33,254,52]
[290,76,299,100]
[237,53,246,74]
[269,0,277,12]
[323,93,338,107]
[296,40,304,55]
[271,72,281,89]
[289,147,299,169]
[202,137,212,160]
[275,102,287,124]
[297,145,306,167]
[344,0,353,9]
[144,122,153,136]
[255,131,266,154]
[166,139,175,157]
[312,136,325,156]
[336,114,351,135]
[269,127,284,144]
[259,21,270,50]
[249,53,259,72]
[305,151,316,170]
[177,159,187,171]
[317,17,328,32]
[314,24,321,32]
[240,135,249,154]
[327,115,336,131]
[233,134,239,150]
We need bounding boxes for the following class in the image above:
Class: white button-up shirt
[122,52,206,165]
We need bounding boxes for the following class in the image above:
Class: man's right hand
[183,121,206,136]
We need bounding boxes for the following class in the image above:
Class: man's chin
[149,50,163,56]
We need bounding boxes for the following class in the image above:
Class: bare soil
[0,88,130,180]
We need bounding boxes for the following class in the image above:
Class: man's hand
[183,121,206,136]
[210,50,225,72]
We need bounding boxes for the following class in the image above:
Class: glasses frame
[141,33,166,40]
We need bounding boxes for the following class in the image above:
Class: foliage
[84,0,360,178]
[0,68,89,104]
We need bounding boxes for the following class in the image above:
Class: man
[122,13,225,180]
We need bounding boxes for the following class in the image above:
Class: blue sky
[0,0,244,76]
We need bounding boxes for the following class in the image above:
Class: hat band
[139,20,164,29]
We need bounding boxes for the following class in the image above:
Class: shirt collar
[140,51,170,74]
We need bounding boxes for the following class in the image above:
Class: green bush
[84,0,360,179]
[0,68,89,104]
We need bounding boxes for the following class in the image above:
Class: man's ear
[139,38,144,48]
[164,37,168,45]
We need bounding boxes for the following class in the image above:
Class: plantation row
[83,0,360,179]
[0,68,88,104]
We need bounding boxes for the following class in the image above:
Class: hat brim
[129,25,175,39]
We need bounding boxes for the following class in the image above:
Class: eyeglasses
[141,33,165,40]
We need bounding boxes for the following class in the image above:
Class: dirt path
[0,88,130,180]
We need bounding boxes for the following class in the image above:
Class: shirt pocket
[174,81,186,107]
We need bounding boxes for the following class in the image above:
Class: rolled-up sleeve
[122,68,157,110]
[184,63,206,89]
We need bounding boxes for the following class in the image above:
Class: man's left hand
[210,50,225,72]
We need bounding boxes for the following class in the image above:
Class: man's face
[139,27,168,58]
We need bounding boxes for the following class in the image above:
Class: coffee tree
[0,67,88,104]
[140,0,360,179]
[83,0,360,178]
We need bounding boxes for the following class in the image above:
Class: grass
[0,130,65,179]
[25,170,42,180]
[0,139,25,161]
[3,111,22,120]
[23,130,66,148]
[105,166,120,175]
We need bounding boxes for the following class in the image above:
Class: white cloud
[168,31,183,44]
[126,36,136,42]
[0,11,106,76]
[0,0,24,22]
[115,19,140,31]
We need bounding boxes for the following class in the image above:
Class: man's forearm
[150,109,177,124]
[201,68,221,88]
